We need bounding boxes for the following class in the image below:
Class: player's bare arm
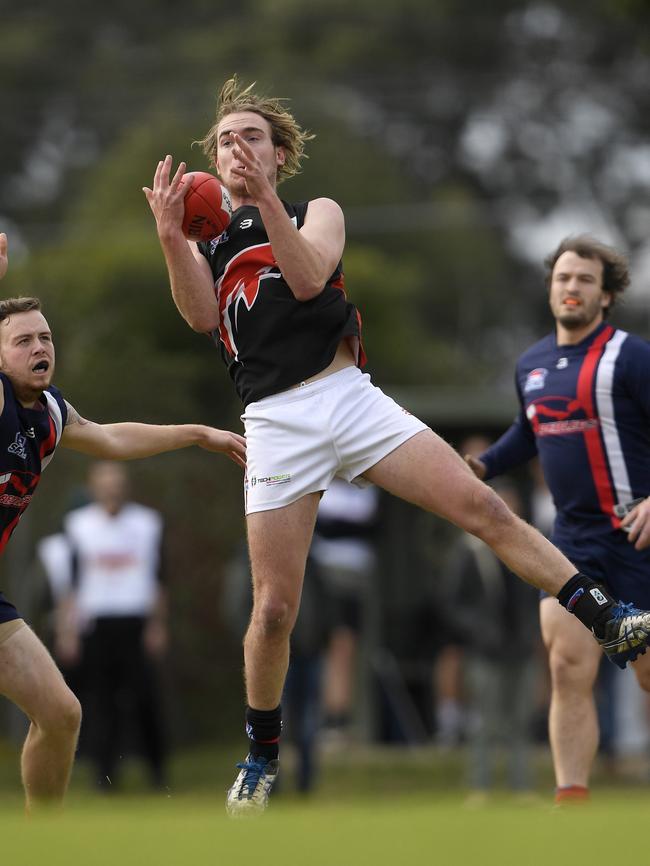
[144,156,220,333]
[231,133,345,301]
[0,233,7,281]
[60,402,246,468]
[622,498,650,551]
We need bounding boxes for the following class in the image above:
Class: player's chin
[30,370,54,389]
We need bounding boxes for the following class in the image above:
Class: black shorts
[0,591,21,624]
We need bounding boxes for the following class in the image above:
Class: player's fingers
[233,133,254,157]
[229,453,246,469]
[142,187,153,204]
[158,155,173,188]
[152,160,164,189]
[171,161,187,192]
[0,233,7,256]
[634,524,650,550]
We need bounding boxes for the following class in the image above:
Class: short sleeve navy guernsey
[0,373,67,555]
[198,200,365,406]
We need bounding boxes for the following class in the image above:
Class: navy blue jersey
[0,373,67,555]
[198,200,365,406]
[482,323,650,554]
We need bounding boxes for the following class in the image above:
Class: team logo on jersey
[524,368,548,393]
[239,218,254,230]
[7,433,27,460]
[556,357,568,370]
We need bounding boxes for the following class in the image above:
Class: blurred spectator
[310,478,380,744]
[223,542,335,793]
[54,461,168,791]
[444,481,540,796]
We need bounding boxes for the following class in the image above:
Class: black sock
[557,573,615,636]
[245,705,282,761]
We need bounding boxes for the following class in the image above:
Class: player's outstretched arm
[143,156,220,333]
[60,403,246,468]
[231,133,345,300]
[0,233,8,280]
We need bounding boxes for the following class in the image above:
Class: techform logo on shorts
[250,473,292,488]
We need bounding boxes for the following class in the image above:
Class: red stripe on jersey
[576,325,617,527]
[39,415,57,460]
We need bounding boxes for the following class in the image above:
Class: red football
[180,171,233,242]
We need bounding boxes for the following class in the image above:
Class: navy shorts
[0,591,21,624]
[543,528,650,609]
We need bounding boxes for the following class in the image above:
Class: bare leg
[245,493,321,710]
[540,597,601,787]
[630,648,650,692]
[363,430,577,595]
[323,626,357,720]
[0,625,81,811]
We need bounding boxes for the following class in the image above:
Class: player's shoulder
[516,333,555,370]
[616,328,650,354]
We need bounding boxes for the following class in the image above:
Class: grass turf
[0,744,647,865]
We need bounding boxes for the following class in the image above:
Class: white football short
[241,366,429,514]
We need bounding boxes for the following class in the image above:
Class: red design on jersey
[39,415,57,460]
[216,243,278,358]
[575,325,618,527]
[0,470,40,553]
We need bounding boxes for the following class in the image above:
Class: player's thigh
[540,596,601,684]
[247,492,322,600]
[0,624,78,726]
[362,428,499,530]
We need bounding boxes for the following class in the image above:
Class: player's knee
[38,689,82,739]
[55,690,82,737]
[548,648,593,692]
[252,596,298,637]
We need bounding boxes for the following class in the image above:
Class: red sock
[555,785,590,804]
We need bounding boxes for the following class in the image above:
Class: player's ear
[276,147,286,167]
[601,291,612,311]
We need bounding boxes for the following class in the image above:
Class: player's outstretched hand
[199,427,246,469]
[143,155,187,237]
[0,233,8,280]
[622,497,650,550]
[464,454,487,479]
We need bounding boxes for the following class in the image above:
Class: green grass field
[0,743,647,866]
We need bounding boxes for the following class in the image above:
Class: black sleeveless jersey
[198,200,365,406]
[0,373,67,555]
